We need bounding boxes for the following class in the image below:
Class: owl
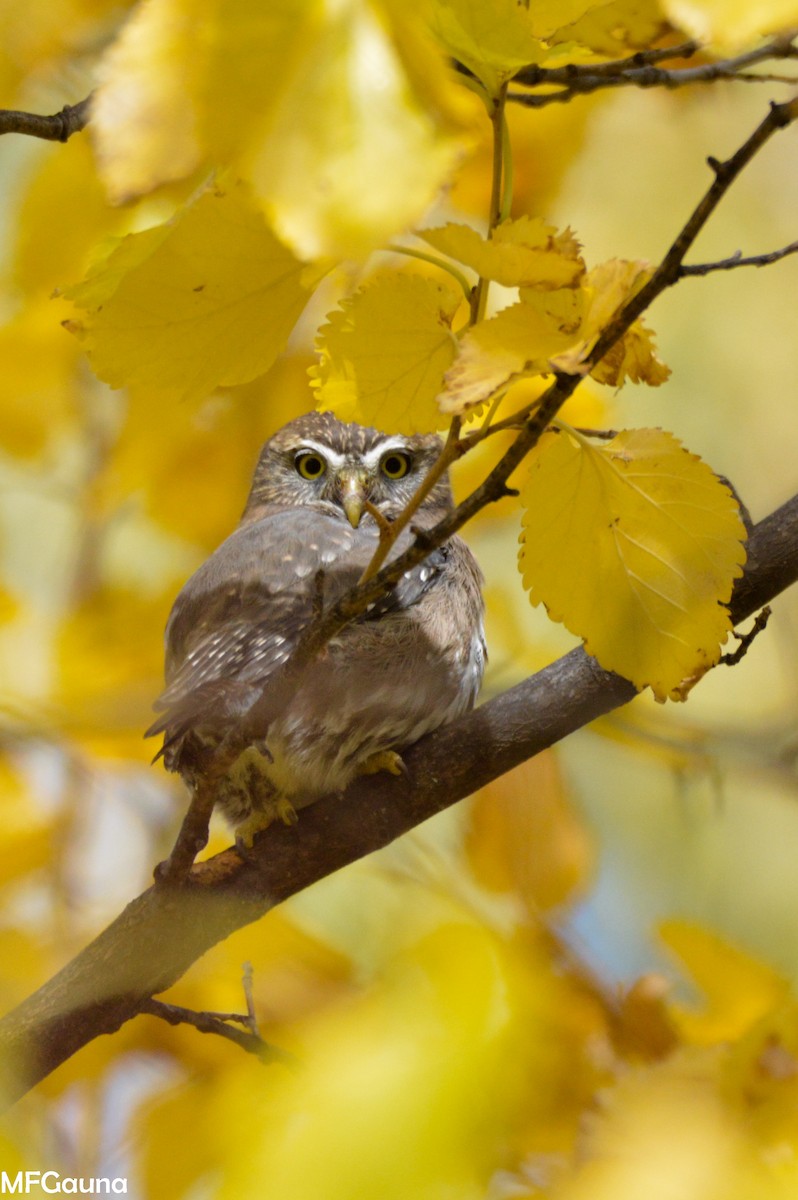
[148,411,485,846]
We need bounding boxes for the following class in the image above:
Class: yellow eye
[380,451,411,480]
[296,452,326,480]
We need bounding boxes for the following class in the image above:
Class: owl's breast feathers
[148,505,484,807]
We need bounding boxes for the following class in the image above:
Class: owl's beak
[338,468,369,528]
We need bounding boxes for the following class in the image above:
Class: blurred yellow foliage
[91,0,477,258]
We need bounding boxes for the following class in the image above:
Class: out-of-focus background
[1,3,798,1197]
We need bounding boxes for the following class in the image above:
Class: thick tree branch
[0,491,797,1107]
[0,96,92,141]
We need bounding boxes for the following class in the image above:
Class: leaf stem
[470,82,509,326]
[499,110,514,222]
[384,243,472,302]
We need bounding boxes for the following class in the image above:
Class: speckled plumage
[148,412,485,837]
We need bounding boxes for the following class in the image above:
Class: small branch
[720,605,772,665]
[509,33,798,108]
[471,81,509,326]
[515,41,702,84]
[242,961,258,1031]
[155,777,216,884]
[0,95,92,141]
[140,998,286,1064]
[680,240,798,276]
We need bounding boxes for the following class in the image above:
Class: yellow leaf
[14,136,123,299]
[137,1082,219,1200]
[218,923,539,1200]
[518,428,747,701]
[0,301,83,458]
[548,258,670,387]
[420,217,584,289]
[465,754,594,909]
[110,356,317,548]
[428,0,546,97]
[55,587,172,757]
[312,272,461,434]
[91,0,203,202]
[440,294,582,414]
[92,0,476,258]
[660,920,790,1045]
[0,757,55,888]
[553,1052,748,1200]
[549,0,666,54]
[527,1,613,39]
[63,182,318,403]
[247,1,477,259]
[660,0,798,51]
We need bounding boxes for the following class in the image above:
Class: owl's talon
[234,796,298,850]
[358,750,406,778]
[276,797,299,826]
[234,811,274,849]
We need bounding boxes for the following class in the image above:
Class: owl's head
[243,411,453,528]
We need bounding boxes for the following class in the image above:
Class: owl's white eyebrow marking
[362,439,413,470]
[291,440,347,469]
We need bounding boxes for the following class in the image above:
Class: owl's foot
[357,750,406,778]
[234,797,298,851]
[276,796,299,826]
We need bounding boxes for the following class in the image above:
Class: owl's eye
[295,452,327,480]
[380,451,411,480]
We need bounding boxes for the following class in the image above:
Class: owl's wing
[148,509,363,733]
[147,507,447,750]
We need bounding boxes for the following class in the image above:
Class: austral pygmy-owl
[148,411,485,846]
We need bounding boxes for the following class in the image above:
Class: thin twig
[680,240,798,276]
[242,961,258,1032]
[155,777,216,884]
[140,998,289,1064]
[720,605,772,665]
[0,95,92,141]
[509,33,798,108]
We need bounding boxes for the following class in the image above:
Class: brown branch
[0,491,797,1107]
[680,240,798,276]
[509,33,798,107]
[0,95,92,141]
[140,998,286,1064]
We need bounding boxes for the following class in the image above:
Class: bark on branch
[0,96,92,141]
[0,490,797,1108]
